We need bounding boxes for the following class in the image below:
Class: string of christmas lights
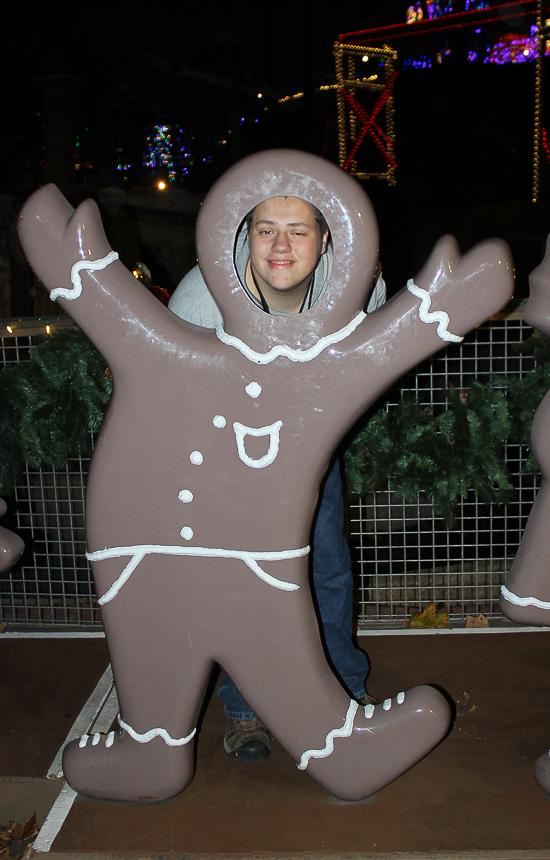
[335,43,397,184]
[339,1,537,43]
[341,75,398,171]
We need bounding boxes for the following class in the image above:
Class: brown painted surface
[50,632,550,855]
[0,639,109,777]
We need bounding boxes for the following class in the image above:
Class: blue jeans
[218,458,370,720]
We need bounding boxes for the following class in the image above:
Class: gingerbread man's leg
[63,555,215,802]
[211,558,451,802]
[500,390,550,624]
[501,237,550,626]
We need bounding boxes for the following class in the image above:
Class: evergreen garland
[344,383,515,529]
[0,328,112,495]
[1,326,550,529]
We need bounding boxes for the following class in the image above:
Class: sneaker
[224,717,271,762]
[357,692,379,707]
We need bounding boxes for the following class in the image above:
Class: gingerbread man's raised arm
[18,185,199,376]
[331,231,514,422]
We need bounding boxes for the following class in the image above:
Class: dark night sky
[2,2,548,297]
[1,3,411,189]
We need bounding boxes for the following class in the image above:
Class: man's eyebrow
[254,219,313,228]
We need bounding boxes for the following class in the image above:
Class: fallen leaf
[401,602,448,629]
[465,613,489,628]
[19,814,37,842]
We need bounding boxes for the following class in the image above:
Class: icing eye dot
[178,490,193,503]
[213,415,226,428]
[245,382,262,399]
[180,526,194,540]
[190,451,203,465]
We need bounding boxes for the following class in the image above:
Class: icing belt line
[501,583,550,610]
[407,279,463,344]
[87,543,309,604]
[297,700,358,770]
[216,310,367,364]
[51,251,119,302]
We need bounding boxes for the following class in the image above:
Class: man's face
[247,196,328,313]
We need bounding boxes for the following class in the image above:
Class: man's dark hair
[246,199,329,241]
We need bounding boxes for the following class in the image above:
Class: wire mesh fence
[0,318,99,626]
[0,312,540,627]
[349,307,539,626]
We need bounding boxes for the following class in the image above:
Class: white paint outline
[297,700,358,771]
[215,311,367,365]
[51,251,119,301]
[233,420,283,469]
[118,715,196,747]
[87,542,308,603]
[407,279,463,344]
[501,583,550,610]
[245,382,262,398]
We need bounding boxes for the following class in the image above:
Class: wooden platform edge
[35,850,550,860]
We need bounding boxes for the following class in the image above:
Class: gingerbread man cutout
[18,150,513,803]
[0,498,24,574]
[499,236,550,792]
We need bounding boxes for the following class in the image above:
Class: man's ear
[321,230,329,255]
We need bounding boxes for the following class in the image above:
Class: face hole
[232,196,331,316]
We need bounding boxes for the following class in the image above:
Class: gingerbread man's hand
[410,234,514,341]
[18,185,183,371]
[18,184,115,303]
[523,234,550,335]
[0,499,24,575]
[343,234,514,411]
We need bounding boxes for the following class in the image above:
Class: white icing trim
[51,251,119,301]
[364,704,375,719]
[88,542,309,603]
[216,311,367,365]
[297,700,358,771]
[92,733,101,746]
[118,715,196,747]
[397,691,405,704]
[245,382,262,398]
[105,731,115,748]
[383,698,392,711]
[407,279,463,344]
[78,735,89,748]
[501,584,550,610]
[233,420,282,469]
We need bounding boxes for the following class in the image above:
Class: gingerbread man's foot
[298,685,450,801]
[535,750,550,794]
[499,589,550,627]
[62,719,196,802]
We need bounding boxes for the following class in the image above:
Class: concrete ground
[2,631,550,859]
